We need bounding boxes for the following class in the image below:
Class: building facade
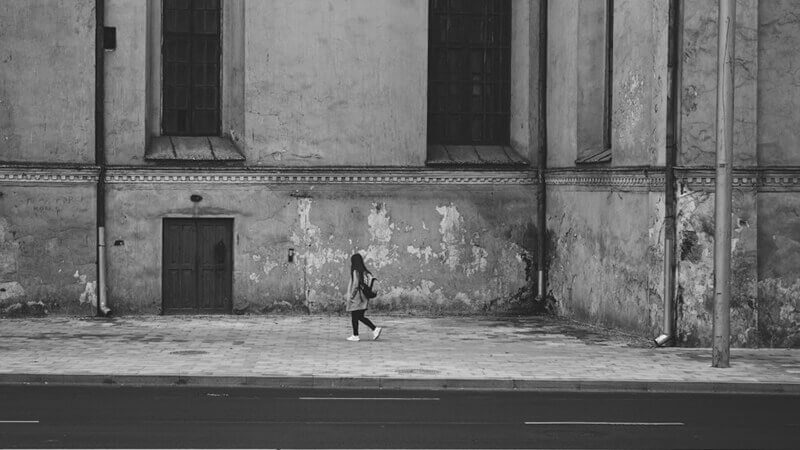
[1,0,798,347]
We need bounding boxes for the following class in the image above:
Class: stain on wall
[105,184,535,314]
[0,0,95,163]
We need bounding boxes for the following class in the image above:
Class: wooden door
[163,218,232,313]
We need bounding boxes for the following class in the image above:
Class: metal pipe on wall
[712,0,736,368]
[96,0,111,316]
[536,0,548,300]
[655,0,682,347]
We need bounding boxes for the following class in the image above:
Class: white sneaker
[346,335,360,342]
[372,327,382,340]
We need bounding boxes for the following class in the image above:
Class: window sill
[426,145,529,168]
[575,147,612,165]
[145,136,245,162]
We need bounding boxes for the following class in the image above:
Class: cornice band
[0,167,100,184]
[546,170,664,191]
[0,166,536,186]
[3,165,800,191]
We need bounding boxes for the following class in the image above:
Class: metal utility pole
[712,0,736,368]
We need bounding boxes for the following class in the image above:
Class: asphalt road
[0,384,798,449]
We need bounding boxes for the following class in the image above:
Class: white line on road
[299,397,440,401]
[0,420,39,424]
[525,421,684,426]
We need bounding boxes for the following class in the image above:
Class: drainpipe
[536,0,548,300]
[95,0,111,316]
[655,0,681,347]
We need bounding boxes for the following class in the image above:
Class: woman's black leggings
[351,309,375,336]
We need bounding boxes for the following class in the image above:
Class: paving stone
[0,315,798,392]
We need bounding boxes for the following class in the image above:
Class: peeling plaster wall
[757,193,800,347]
[672,0,799,347]
[675,187,758,347]
[0,185,97,314]
[105,184,536,314]
[244,0,427,166]
[547,188,663,336]
[680,0,759,166]
[0,0,95,163]
[757,0,800,164]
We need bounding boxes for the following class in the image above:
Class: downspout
[536,0,548,300]
[95,0,111,316]
[655,0,681,346]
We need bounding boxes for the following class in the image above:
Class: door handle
[214,240,226,264]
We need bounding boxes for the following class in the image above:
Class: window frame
[427,0,512,147]
[161,0,222,137]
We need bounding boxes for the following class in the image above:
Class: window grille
[428,0,511,146]
[162,0,221,136]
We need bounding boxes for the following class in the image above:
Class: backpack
[359,274,378,299]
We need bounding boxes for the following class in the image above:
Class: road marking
[146,420,505,425]
[0,420,39,424]
[299,397,440,401]
[525,421,684,426]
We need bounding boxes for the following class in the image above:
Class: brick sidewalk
[1,314,799,393]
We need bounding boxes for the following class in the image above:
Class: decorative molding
[0,165,100,184]
[5,164,800,191]
[545,168,665,191]
[104,167,537,186]
[676,167,800,192]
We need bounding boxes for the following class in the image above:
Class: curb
[2,374,800,394]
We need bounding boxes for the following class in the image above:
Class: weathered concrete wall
[510,0,536,163]
[105,0,148,165]
[758,0,800,165]
[0,185,97,315]
[546,187,663,336]
[0,0,95,163]
[105,184,536,314]
[611,0,669,166]
[576,0,608,159]
[675,187,758,347]
[102,0,536,165]
[680,0,758,166]
[757,193,800,347]
[548,0,667,167]
[244,0,427,166]
[546,0,579,168]
[544,0,670,338]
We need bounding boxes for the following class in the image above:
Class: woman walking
[345,253,382,341]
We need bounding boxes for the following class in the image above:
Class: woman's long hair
[350,253,370,284]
